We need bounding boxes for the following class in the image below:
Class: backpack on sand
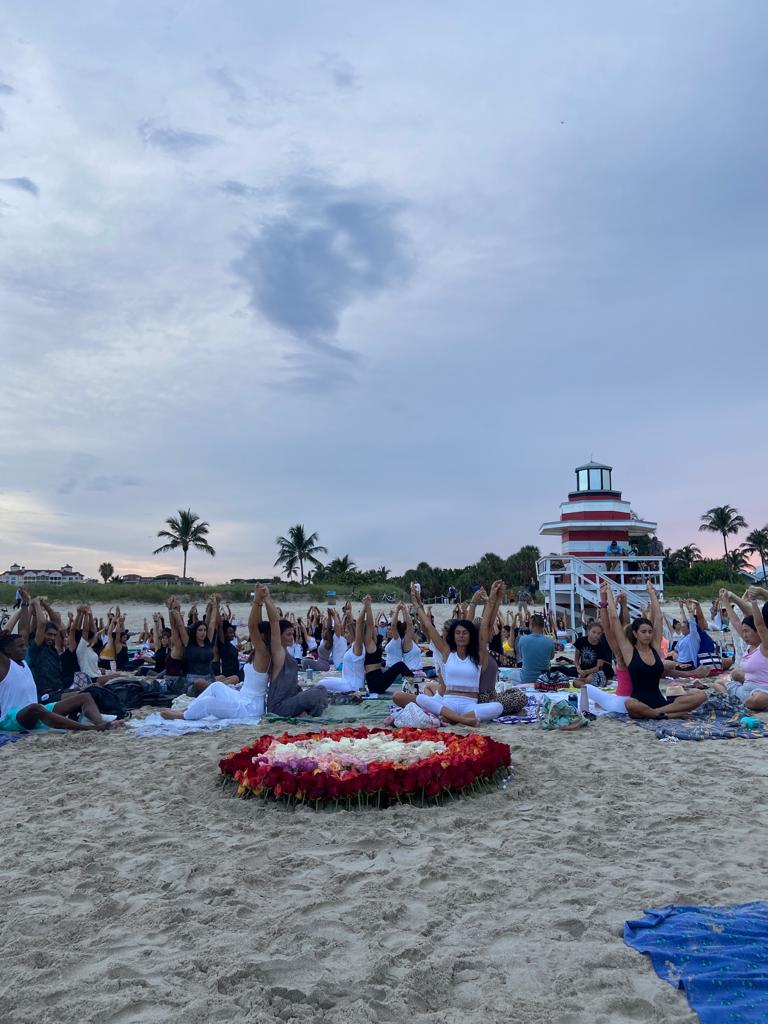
[84,684,130,720]
[538,696,589,731]
[101,679,173,712]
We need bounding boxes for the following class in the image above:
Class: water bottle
[306,667,314,685]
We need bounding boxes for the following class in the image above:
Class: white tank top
[341,646,365,688]
[443,651,480,694]
[0,658,38,716]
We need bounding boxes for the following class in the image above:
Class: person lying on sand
[0,630,123,732]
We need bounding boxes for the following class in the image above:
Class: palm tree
[742,527,768,580]
[675,544,703,570]
[725,548,752,576]
[699,505,748,560]
[274,524,327,584]
[376,565,391,580]
[99,561,114,584]
[153,509,215,579]
[324,555,358,578]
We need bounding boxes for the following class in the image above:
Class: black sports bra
[364,644,382,666]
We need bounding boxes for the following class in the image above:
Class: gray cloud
[0,176,39,196]
[0,83,13,96]
[58,472,142,496]
[321,54,358,91]
[233,178,413,340]
[212,67,247,103]
[219,179,268,199]
[138,120,220,155]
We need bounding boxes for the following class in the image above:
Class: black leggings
[365,661,414,694]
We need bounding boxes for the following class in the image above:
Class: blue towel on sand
[625,902,768,1023]
[0,733,28,749]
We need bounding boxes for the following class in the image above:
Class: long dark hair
[446,618,480,665]
[191,621,209,646]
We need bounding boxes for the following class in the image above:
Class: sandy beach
[4,710,766,1024]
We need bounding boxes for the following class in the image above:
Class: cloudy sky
[1,1,765,582]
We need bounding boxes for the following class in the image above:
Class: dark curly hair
[445,618,480,665]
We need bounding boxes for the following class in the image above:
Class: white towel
[128,713,262,738]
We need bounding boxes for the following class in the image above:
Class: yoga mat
[625,902,768,1023]
[628,693,768,741]
[265,699,392,726]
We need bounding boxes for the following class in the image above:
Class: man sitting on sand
[506,614,555,684]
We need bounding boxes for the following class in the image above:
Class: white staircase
[536,554,665,636]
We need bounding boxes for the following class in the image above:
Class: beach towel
[265,698,391,726]
[128,713,263,738]
[0,732,28,749]
[628,692,768,741]
[495,692,540,724]
[625,902,768,1023]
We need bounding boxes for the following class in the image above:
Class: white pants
[578,683,628,716]
[184,678,264,721]
[312,674,360,693]
[416,693,503,722]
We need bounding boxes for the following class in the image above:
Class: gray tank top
[266,650,300,712]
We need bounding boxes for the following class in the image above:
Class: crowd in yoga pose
[2,579,768,734]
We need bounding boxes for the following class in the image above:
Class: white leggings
[317,675,361,693]
[416,693,503,722]
[183,680,264,721]
[578,684,629,716]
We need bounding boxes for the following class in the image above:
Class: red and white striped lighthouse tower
[539,461,658,557]
[537,462,664,625]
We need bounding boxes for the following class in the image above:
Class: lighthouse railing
[536,555,665,622]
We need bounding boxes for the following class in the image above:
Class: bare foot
[159,709,185,720]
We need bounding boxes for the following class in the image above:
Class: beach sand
[4,714,766,1023]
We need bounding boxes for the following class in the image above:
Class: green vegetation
[698,505,748,560]
[153,508,215,579]
[98,561,114,584]
[274,524,327,584]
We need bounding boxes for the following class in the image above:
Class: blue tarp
[625,903,768,1023]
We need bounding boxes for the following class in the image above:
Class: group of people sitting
[2,580,768,734]
[575,584,768,719]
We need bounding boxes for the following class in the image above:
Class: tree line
[92,503,766,591]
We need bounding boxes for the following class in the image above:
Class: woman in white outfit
[160,585,271,721]
[392,581,505,726]
[385,603,423,672]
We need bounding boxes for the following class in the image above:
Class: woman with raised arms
[392,581,505,726]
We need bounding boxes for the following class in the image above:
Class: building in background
[0,562,86,586]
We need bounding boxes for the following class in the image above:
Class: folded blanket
[629,692,768,741]
[625,902,768,1023]
[128,713,262,738]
